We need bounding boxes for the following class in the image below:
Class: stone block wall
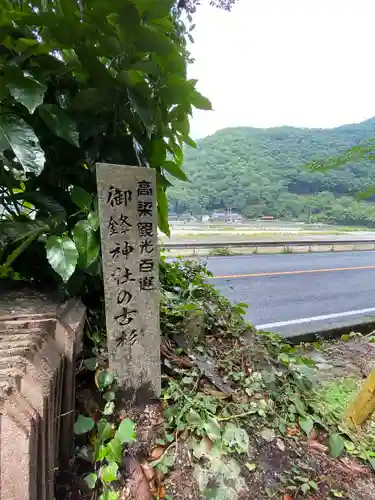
[0,287,85,500]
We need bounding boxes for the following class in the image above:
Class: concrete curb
[274,319,375,344]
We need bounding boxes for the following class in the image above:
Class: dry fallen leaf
[140,461,155,482]
[158,485,166,498]
[123,456,153,500]
[309,440,328,453]
[284,495,293,500]
[287,426,298,436]
[149,446,165,460]
[340,457,369,474]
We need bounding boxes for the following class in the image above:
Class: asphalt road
[206,251,375,338]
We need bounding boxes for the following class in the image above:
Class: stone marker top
[96,163,161,401]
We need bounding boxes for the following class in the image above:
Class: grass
[315,378,359,418]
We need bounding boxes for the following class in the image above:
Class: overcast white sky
[188,0,375,139]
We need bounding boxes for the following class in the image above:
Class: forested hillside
[168,118,375,226]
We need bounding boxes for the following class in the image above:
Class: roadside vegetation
[2,1,375,500]
[72,259,375,499]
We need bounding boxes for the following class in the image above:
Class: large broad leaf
[45,235,78,282]
[73,220,100,269]
[71,186,92,211]
[106,438,122,463]
[299,417,314,435]
[8,192,66,219]
[133,0,174,19]
[162,161,188,181]
[6,69,47,114]
[99,462,118,484]
[74,414,95,435]
[190,89,212,110]
[0,114,45,174]
[328,433,345,458]
[0,219,50,250]
[84,473,97,489]
[38,104,79,147]
[114,418,136,444]
[157,186,170,237]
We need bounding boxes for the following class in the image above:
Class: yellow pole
[344,369,375,427]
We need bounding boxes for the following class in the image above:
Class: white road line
[256,307,375,329]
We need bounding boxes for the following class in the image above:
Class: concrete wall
[0,287,85,500]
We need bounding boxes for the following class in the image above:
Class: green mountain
[168,118,375,226]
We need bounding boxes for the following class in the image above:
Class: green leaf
[8,191,66,219]
[97,419,114,442]
[106,438,123,463]
[299,417,314,435]
[73,220,100,269]
[190,89,212,110]
[71,186,92,211]
[222,423,249,453]
[100,461,119,484]
[0,219,49,247]
[203,417,221,442]
[0,114,45,174]
[98,371,114,389]
[368,457,375,471]
[99,490,119,500]
[301,483,310,494]
[45,235,78,282]
[103,391,116,402]
[38,104,79,147]
[74,414,95,435]
[6,69,47,113]
[115,418,136,444]
[88,211,100,230]
[328,433,345,458]
[245,463,257,472]
[84,472,97,489]
[186,409,203,427]
[95,444,108,462]
[157,186,170,237]
[84,357,97,371]
[133,0,174,19]
[137,27,174,55]
[103,402,115,415]
[162,161,188,181]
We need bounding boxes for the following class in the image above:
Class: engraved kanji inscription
[137,201,153,217]
[139,259,154,273]
[108,215,132,236]
[140,275,156,291]
[137,222,153,237]
[117,290,132,305]
[111,267,135,285]
[140,239,154,254]
[107,186,132,207]
[114,307,137,326]
[116,329,137,347]
[109,242,135,260]
[137,180,152,197]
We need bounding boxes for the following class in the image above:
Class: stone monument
[96,163,161,400]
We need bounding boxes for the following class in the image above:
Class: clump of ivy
[74,366,136,500]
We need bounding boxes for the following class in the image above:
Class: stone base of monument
[0,287,85,500]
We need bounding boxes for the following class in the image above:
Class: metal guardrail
[163,239,375,251]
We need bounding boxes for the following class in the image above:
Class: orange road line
[213,264,375,279]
